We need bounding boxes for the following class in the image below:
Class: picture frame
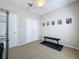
[66,18,72,24]
[58,20,62,25]
[42,23,45,26]
[51,21,55,25]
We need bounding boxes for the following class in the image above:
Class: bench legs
[57,40,59,44]
[44,38,46,42]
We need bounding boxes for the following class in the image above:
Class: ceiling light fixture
[33,0,46,7]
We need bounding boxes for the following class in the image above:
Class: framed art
[42,23,45,26]
[58,20,62,25]
[51,21,55,25]
[66,18,72,24]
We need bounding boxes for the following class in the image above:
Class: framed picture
[51,21,55,25]
[66,18,72,24]
[58,20,62,25]
[42,23,45,26]
[47,22,49,26]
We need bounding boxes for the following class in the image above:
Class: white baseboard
[18,39,39,47]
[63,44,79,50]
[10,40,79,51]
[18,41,27,46]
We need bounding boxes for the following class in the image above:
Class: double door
[26,18,38,43]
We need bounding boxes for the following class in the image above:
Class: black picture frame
[58,20,62,25]
[42,23,45,26]
[51,21,55,25]
[66,18,72,24]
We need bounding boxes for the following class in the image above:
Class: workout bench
[44,36,60,44]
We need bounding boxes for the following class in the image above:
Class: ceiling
[5,0,77,15]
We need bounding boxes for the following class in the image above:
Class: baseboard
[18,42,27,46]
[9,40,79,51]
[40,39,79,50]
[18,39,39,47]
[63,44,79,50]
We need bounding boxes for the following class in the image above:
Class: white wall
[41,1,79,49]
[0,0,40,45]
[0,0,79,49]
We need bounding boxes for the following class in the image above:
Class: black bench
[41,36,63,51]
[44,36,60,44]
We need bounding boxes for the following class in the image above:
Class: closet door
[9,13,18,48]
[26,18,38,43]
[33,19,38,41]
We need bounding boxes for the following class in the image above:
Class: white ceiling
[6,0,77,15]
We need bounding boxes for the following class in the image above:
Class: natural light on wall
[34,0,46,7]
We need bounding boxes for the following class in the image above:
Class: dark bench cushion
[44,36,60,44]
[44,36,60,41]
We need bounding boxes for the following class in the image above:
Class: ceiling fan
[28,0,46,8]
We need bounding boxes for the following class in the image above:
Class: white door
[26,18,38,43]
[9,13,18,48]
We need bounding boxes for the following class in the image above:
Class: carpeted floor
[8,40,79,59]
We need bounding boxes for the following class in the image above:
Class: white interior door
[9,13,18,48]
[26,18,38,43]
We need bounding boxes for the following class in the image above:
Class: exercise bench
[44,36,60,44]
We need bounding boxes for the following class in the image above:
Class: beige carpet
[9,40,79,59]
